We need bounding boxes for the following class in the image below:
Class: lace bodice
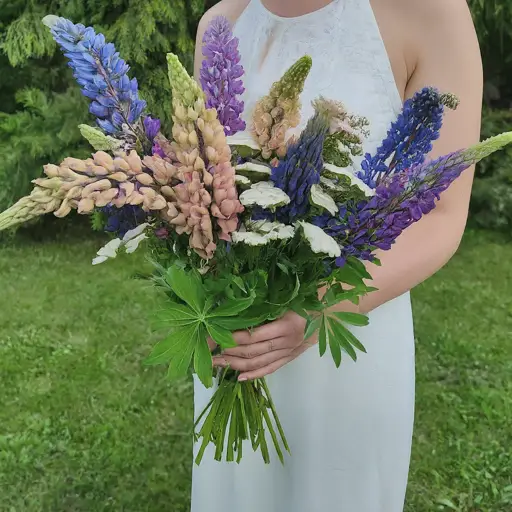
[232,0,403,168]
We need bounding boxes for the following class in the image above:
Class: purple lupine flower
[268,113,329,224]
[143,116,166,157]
[143,116,161,140]
[44,16,146,134]
[103,205,148,237]
[313,147,472,266]
[358,87,451,188]
[200,16,246,135]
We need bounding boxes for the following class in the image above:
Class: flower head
[358,87,457,187]
[43,15,146,135]
[200,16,246,136]
[252,56,312,159]
[268,112,328,223]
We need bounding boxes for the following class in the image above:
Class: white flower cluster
[92,223,149,265]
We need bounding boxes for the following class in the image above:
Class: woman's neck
[260,0,336,17]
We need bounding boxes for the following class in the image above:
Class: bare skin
[196,0,483,381]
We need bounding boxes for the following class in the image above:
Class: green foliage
[0,226,510,510]
[470,108,512,232]
[468,0,512,106]
[0,0,206,211]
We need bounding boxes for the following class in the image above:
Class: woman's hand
[212,312,315,381]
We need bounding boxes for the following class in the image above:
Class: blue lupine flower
[268,113,329,224]
[200,16,246,135]
[102,205,148,237]
[45,16,146,134]
[312,146,472,267]
[358,87,449,187]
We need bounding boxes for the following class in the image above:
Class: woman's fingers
[207,337,217,351]
[232,320,286,345]
[213,348,292,372]
[237,343,311,381]
[238,355,293,381]
[222,337,288,359]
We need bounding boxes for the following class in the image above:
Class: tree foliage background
[0,0,511,230]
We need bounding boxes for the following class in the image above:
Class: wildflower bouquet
[1,14,511,465]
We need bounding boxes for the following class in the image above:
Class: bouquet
[1,14,511,465]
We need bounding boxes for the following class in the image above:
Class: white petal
[323,163,375,197]
[239,181,290,210]
[42,15,62,28]
[231,231,270,246]
[125,233,147,253]
[298,221,341,258]
[310,184,338,215]
[122,222,149,241]
[92,255,110,266]
[247,220,295,240]
[96,238,122,258]
[227,131,261,151]
[235,174,251,185]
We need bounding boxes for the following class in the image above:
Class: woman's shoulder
[194,0,250,76]
[197,0,250,32]
[372,0,480,96]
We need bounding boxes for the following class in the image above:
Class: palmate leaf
[326,318,342,367]
[165,265,206,313]
[208,294,255,317]
[210,313,270,332]
[346,257,373,280]
[145,323,199,366]
[331,311,369,327]
[329,314,367,353]
[328,317,358,362]
[168,333,198,381]
[318,317,328,358]
[206,322,237,349]
[194,327,213,388]
[304,317,322,341]
[151,303,199,330]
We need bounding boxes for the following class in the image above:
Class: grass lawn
[0,227,511,511]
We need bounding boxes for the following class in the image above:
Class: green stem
[260,378,290,453]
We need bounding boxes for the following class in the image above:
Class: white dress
[192,1,416,511]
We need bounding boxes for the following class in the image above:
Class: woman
[192,0,482,510]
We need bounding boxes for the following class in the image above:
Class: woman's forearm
[350,207,468,315]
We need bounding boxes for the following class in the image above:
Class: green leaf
[165,265,206,313]
[194,329,213,388]
[211,314,268,331]
[326,319,342,367]
[231,276,246,293]
[332,265,366,287]
[304,317,322,341]
[330,317,367,353]
[168,330,199,381]
[209,295,255,317]
[277,262,289,275]
[267,273,301,306]
[331,311,369,327]
[347,257,373,280]
[318,317,328,357]
[151,302,199,330]
[145,323,199,366]
[328,318,358,362]
[206,323,237,349]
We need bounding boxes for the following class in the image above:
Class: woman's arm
[214,0,484,380]
[354,0,483,314]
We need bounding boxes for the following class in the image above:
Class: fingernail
[213,357,227,367]
[238,376,248,382]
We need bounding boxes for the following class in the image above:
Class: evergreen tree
[0,0,205,210]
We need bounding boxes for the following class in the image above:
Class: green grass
[0,228,511,511]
